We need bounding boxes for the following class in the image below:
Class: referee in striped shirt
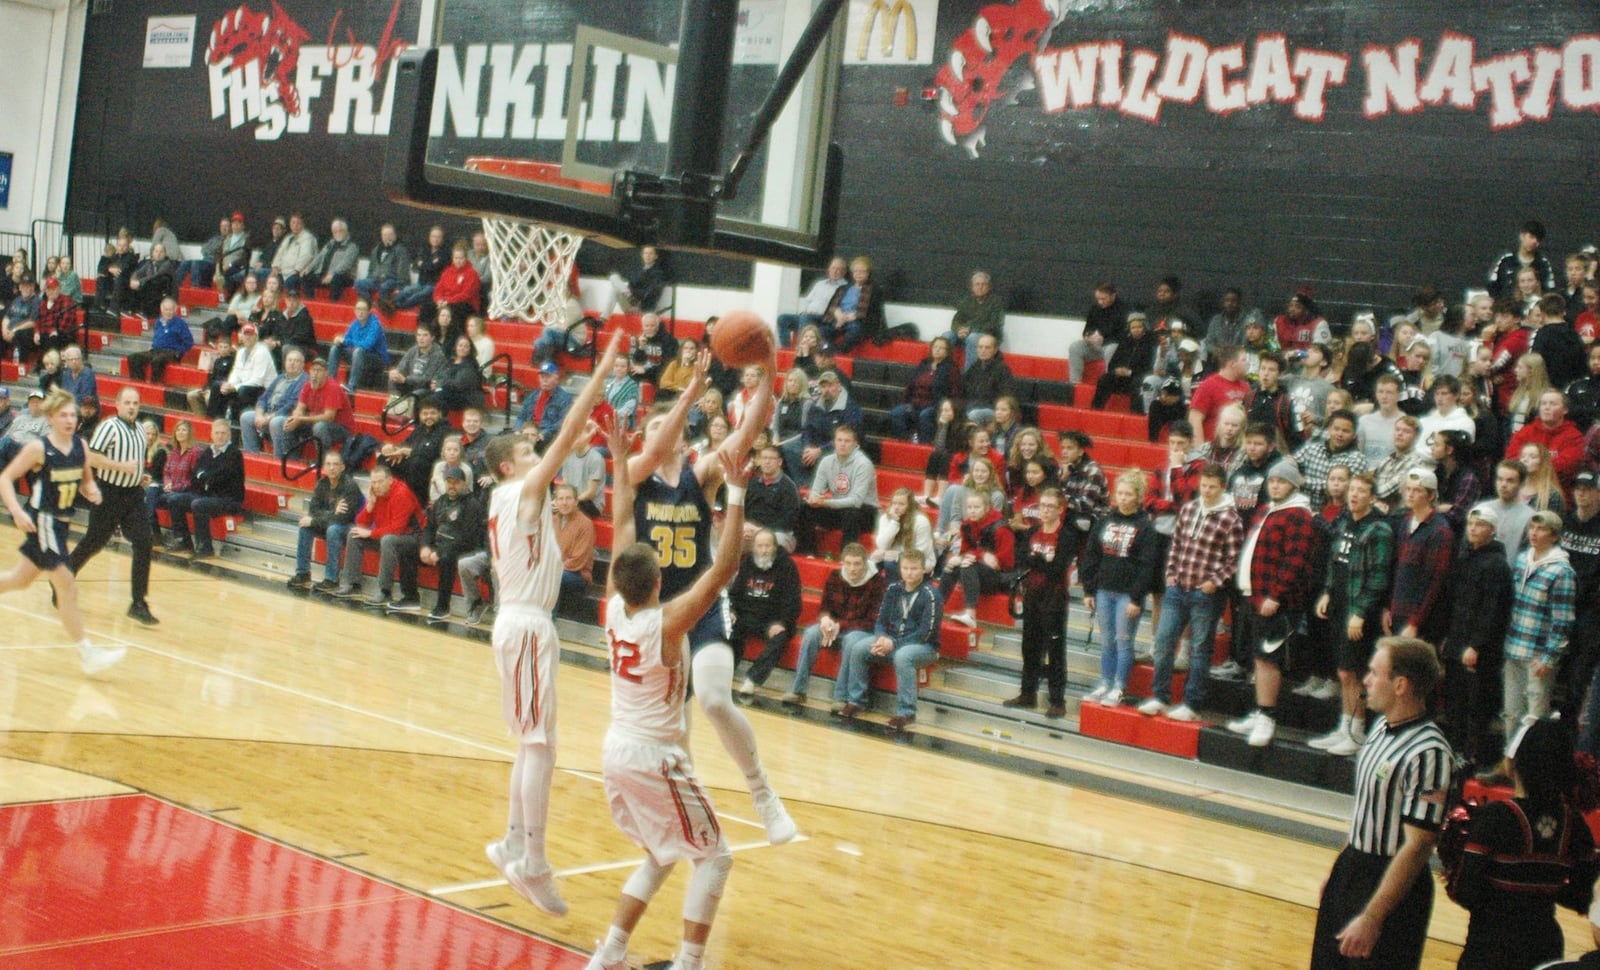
[1311,636,1452,969]
[68,386,158,625]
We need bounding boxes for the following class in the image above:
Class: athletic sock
[597,926,630,963]
[518,744,554,870]
[675,940,706,970]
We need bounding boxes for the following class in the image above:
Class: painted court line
[429,837,809,896]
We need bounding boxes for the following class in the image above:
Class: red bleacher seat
[1077,702,1202,758]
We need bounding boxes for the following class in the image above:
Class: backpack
[342,432,382,469]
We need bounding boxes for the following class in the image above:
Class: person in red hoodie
[421,243,481,331]
[1506,389,1586,489]
[333,462,424,599]
[1487,299,1533,413]
[941,490,1015,628]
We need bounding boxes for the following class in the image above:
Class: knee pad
[683,842,733,925]
[622,856,673,904]
[692,645,737,713]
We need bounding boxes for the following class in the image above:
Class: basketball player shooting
[482,330,627,917]
[627,342,797,845]
[587,412,753,970]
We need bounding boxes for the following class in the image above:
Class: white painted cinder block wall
[0,0,85,235]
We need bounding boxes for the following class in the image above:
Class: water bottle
[967,628,978,654]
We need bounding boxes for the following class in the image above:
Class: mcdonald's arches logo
[846,0,937,64]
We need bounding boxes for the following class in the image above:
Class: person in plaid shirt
[1057,430,1109,553]
[1498,510,1576,757]
[785,543,886,707]
[1226,460,1319,747]
[1384,468,1455,644]
[1312,472,1395,756]
[1140,462,1243,721]
[1294,409,1370,509]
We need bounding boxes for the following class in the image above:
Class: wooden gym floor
[0,539,1588,968]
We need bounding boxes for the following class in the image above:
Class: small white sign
[735,0,784,66]
[143,15,197,69]
[845,0,937,65]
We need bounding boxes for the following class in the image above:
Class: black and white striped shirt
[88,417,145,489]
[1348,715,1454,857]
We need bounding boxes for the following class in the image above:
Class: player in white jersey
[624,345,797,846]
[482,331,627,918]
[586,417,752,970]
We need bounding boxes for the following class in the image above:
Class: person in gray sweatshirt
[798,424,878,554]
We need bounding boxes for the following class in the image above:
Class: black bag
[343,432,382,468]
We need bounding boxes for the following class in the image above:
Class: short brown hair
[612,542,662,607]
[1379,636,1442,696]
[485,434,530,482]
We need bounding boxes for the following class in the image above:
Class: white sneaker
[584,952,628,970]
[1101,687,1124,706]
[1225,710,1259,735]
[753,787,798,845]
[1247,714,1276,747]
[1209,659,1244,680]
[1083,684,1110,704]
[1165,704,1200,722]
[1325,732,1361,756]
[1308,678,1340,700]
[485,836,520,879]
[738,677,757,699]
[950,610,978,628]
[1291,676,1321,697]
[1137,698,1165,716]
[1307,725,1348,750]
[78,642,127,675]
[506,857,568,916]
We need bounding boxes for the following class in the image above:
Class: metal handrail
[280,434,325,483]
[380,391,421,438]
[483,351,519,425]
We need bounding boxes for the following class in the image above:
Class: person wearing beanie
[1226,459,1318,747]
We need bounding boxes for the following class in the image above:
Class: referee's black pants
[69,483,152,604]
[1311,845,1433,970]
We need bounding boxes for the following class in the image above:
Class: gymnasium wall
[0,0,83,237]
[63,0,1600,321]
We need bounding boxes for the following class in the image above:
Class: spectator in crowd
[888,336,961,443]
[417,465,488,619]
[1566,344,1600,430]
[302,218,360,300]
[273,358,352,456]
[798,424,877,553]
[432,334,486,414]
[1,275,42,363]
[388,324,445,400]
[1428,303,1474,379]
[1418,375,1477,445]
[1081,471,1162,707]
[608,244,667,313]
[746,444,801,552]
[218,213,251,294]
[428,434,474,502]
[47,262,83,322]
[1057,429,1109,547]
[147,218,181,263]
[1069,282,1126,384]
[95,231,139,311]
[725,365,766,431]
[1147,375,1190,443]
[1506,353,1553,437]
[685,388,724,446]
[786,543,885,706]
[1142,462,1244,721]
[1274,290,1331,353]
[286,449,363,593]
[162,419,245,561]
[1357,373,1406,462]
[947,270,1004,368]
[1192,402,1245,474]
[872,487,936,583]
[354,223,410,306]
[177,216,228,288]
[1482,459,1535,568]
[1557,472,1600,727]
[940,489,1015,628]
[213,323,276,420]
[962,333,1015,425]
[602,350,640,425]
[821,255,883,351]
[1203,288,1264,363]
[1243,352,1302,451]
[730,528,803,699]
[541,481,594,619]
[934,455,1006,554]
[1406,282,1447,334]
[1002,487,1072,717]
[1561,253,1591,322]
[1310,472,1394,756]
[249,216,287,285]
[270,213,318,293]
[1576,281,1600,343]
[1294,409,1369,510]
[628,311,678,387]
[1227,421,1281,518]
[1147,275,1194,335]
[218,270,261,337]
[1224,460,1317,747]
[1488,219,1556,300]
[515,360,574,446]
[836,549,940,731]
[1439,503,1512,767]
[333,462,424,600]
[1240,317,1280,380]
[910,400,961,505]
[127,243,178,317]
[1476,511,1578,784]
[146,418,196,534]
[1188,347,1251,439]
[1372,415,1428,513]
[1518,442,1566,514]
[263,289,319,367]
[327,298,390,394]
[1487,299,1534,412]
[56,345,97,409]
[1531,293,1586,388]
[1507,389,1585,490]
[785,369,860,475]
[468,230,492,309]
[658,338,701,397]
[777,256,848,347]
[381,397,449,502]
[1386,469,1455,647]
[184,332,234,417]
[240,348,307,454]
[393,225,449,312]
[557,424,606,517]
[423,244,481,330]
[126,297,193,382]
[1430,428,1480,532]
[1091,312,1158,413]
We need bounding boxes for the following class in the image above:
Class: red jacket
[959,509,1015,570]
[432,262,482,310]
[356,478,423,538]
[1506,418,1586,485]
[1242,497,1319,611]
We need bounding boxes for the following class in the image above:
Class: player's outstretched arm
[520,331,626,516]
[605,416,638,604]
[663,448,749,648]
[696,352,777,490]
[627,348,708,483]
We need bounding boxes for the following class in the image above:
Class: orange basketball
[710,309,775,368]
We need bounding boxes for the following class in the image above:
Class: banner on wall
[143,16,197,68]
[0,152,10,209]
[735,0,785,65]
[845,0,937,65]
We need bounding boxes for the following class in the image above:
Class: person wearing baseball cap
[516,357,573,445]
[34,273,79,357]
[1386,466,1453,647]
[220,212,252,294]
[249,216,290,286]
[1226,457,1316,748]
[2,273,41,364]
[1560,470,1600,737]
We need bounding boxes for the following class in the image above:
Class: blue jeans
[177,259,215,286]
[534,326,586,360]
[1094,591,1142,690]
[792,624,866,698]
[888,403,938,442]
[327,343,381,391]
[940,330,985,372]
[841,635,937,716]
[355,278,403,303]
[393,282,435,309]
[296,522,349,581]
[1150,585,1222,707]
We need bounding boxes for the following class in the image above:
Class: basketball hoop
[465,158,607,326]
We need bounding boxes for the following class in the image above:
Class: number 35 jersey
[604,593,687,744]
[633,457,712,599]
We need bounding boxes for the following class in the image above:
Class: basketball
[710,309,775,368]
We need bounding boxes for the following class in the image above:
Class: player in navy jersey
[625,344,797,845]
[0,388,124,674]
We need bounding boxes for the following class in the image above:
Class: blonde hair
[1509,352,1551,422]
[41,387,76,416]
[1520,442,1562,512]
[1115,469,1148,502]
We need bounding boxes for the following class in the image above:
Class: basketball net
[479,216,583,326]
